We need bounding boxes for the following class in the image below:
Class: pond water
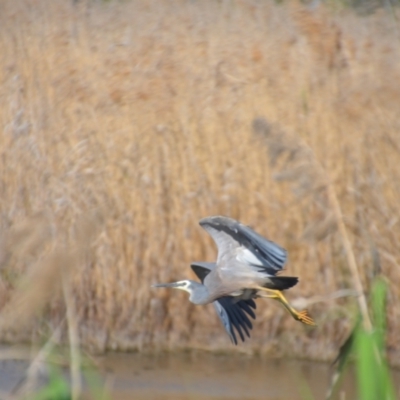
[1,348,399,399]
[95,352,359,400]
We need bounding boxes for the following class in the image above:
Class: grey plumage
[199,216,287,275]
[191,261,256,344]
[197,216,296,302]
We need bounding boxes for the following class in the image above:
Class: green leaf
[371,278,387,352]
[355,328,377,400]
[354,277,395,400]
[326,315,360,399]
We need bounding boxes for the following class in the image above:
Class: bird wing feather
[191,262,257,344]
[199,216,287,276]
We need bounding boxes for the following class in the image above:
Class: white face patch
[175,280,191,292]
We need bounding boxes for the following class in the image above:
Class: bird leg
[256,287,315,326]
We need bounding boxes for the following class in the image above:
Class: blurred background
[1,0,400,398]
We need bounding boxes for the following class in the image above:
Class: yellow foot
[295,309,316,326]
[256,287,316,326]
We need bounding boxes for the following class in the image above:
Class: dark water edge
[1,348,400,399]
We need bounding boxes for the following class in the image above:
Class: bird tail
[268,276,298,290]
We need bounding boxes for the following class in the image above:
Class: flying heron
[153,216,315,343]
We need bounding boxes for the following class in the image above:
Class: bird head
[152,280,209,304]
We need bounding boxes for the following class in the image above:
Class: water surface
[2,348,399,399]
[96,352,359,400]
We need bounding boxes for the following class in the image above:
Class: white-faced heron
[153,216,315,344]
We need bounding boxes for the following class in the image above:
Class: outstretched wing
[213,297,256,345]
[199,216,287,276]
[191,262,257,344]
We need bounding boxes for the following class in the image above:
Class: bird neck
[188,281,211,305]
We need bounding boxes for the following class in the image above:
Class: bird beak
[152,282,182,288]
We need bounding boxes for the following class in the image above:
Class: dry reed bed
[0,0,400,363]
